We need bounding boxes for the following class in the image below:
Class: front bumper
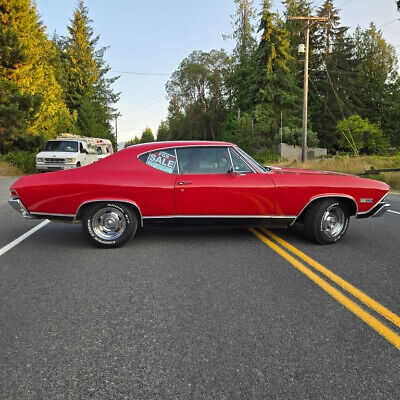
[357,201,391,219]
[8,198,34,219]
[36,163,76,171]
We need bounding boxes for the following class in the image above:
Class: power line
[338,0,356,8]
[378,18,400,29]
[112,70,171,77]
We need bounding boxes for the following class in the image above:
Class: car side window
[177,147,231,175]
[138,149,178,174]
[229,149,253,173]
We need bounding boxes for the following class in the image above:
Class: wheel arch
[75,199,143,226]
[294,195,358,224]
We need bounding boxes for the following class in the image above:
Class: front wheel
[82,202,138,248]
[304,199,350,244]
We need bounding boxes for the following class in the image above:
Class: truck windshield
[44,141,78,153]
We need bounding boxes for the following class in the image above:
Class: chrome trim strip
[31,212,75,217]
[227,147,234,171]
[137,144,232,161]
[229,147,257,174]
[292,194,359,225]
[143,215,296,219]
[74,199,144,226]
[234,146,267,173]
[174,148,180,174]
[143,216,174,219]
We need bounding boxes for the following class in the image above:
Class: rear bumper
[357,201,391,219]
[8,198,35,219]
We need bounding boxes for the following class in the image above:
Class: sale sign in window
[146,151,177,174]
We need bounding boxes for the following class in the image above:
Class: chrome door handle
[178,181,193,185]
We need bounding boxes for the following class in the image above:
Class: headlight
[36,158,44,162]
[65,158,76,163]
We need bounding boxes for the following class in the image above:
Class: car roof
[124,140,235,153]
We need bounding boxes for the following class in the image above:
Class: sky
[35,0,400,144]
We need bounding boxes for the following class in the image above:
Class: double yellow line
[250,228,400,350]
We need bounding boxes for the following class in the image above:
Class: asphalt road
[0,177,399,399]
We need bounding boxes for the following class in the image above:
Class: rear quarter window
[138,149,178,174]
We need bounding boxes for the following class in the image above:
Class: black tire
[82,202,138,248]
[76,162,81,168]
[304,199,350,244]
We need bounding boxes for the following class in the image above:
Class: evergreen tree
[140,128,155,143]
[254,0,301,139]
[157,121,170,141]
[64,1,98,110]
[0,0,71,139]
[308,0,360,150]
[0,23,42,151]
[64,1,119,142]
[226,0,258,114]
[353,24,400,146]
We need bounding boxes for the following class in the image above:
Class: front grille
[44,158,65,164]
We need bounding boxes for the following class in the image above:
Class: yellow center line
[249,228,400,350]
[261,228,400,329]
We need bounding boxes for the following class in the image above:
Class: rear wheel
[82,202,138,248]
[304,199,349,244]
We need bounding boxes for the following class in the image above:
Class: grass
[275,155,400,191]
[0,160,23,176]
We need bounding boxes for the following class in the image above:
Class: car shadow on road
[30,221,311,250]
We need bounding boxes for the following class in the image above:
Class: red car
[9,141,390,247]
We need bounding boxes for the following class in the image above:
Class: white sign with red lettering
[146,151,177,173]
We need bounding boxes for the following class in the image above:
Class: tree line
[0,0,119,153]
[156,0,400,156]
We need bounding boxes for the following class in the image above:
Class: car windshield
[44,141,78,153]
[235,147,268,172]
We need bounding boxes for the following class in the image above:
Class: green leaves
[125,128,155,147]
[337,115,389,154]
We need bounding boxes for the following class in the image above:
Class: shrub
[337,115,389,154]
[253,150,282,164]
[277,127,320,148]
[1,151,36,173]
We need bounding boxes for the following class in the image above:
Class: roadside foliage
[156,0,400,162]
[0,0,119,155]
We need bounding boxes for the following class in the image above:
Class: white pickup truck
[36,134,105,172]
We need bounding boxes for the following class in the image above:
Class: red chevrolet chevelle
[9,141,390,247]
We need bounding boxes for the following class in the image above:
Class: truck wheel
[304,199,349,244]
[76,162,81,168]
[82,202,138,248]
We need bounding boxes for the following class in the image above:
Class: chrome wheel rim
[322,206,345,238]
[92,207,127,241]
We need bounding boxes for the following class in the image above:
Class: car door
[174,146,276,217]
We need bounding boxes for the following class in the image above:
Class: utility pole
[288,15,328,162]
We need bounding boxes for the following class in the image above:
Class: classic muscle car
[9,141,390,247]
